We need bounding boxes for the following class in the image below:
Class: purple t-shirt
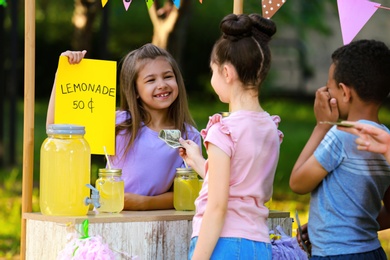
[192,111,283,242]
[110,110,201,195]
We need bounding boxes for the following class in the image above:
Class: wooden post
[233,0,244,14]
[21,0,35,258]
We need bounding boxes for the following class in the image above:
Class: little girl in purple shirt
[46,44,201,211]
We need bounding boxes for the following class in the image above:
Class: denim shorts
[310,247,387,260]
[188,236,272,260]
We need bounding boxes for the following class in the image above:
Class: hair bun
[220,14,253,41]
[220,14,276,42]
[249,14,277,42]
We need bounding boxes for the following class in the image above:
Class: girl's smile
[154,91,171,98]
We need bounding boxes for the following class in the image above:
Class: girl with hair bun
[179,13,283,259]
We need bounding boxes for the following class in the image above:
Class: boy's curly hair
[332,39,390,104]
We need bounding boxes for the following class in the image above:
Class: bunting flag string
[98,0,390,46]
[101,0,289,18]
[262,0,286,19]
[376,4,390,10]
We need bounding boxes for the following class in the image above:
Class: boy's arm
[289,87,339,194]
[289,128,330,194]
[377,187,390,230]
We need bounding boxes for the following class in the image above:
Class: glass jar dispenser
[40,124,91,216]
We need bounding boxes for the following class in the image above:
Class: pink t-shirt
[192,111,283,242]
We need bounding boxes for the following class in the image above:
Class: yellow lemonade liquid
[174,177,199,211]
[96,178,124,213]
[40,133,90,216]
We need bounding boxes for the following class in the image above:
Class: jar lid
[47,124,85,135]
[176,167,195,173]
[99,168,122,177]
[218,112,230,117]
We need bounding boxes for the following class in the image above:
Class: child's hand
[60,50,87,64]
[296,223,312,255]
[179,138,205,177]
[338,121,390,159]
[178,138,201,166]
[314,86,339,125]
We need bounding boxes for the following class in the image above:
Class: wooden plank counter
[24,210,292,260]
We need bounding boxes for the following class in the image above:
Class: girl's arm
[289,87,339,194]
[46,50,87,127]
[192,143,230,259]
[377,187,390,230]
[124,191,173,210]
[46,80,56,127]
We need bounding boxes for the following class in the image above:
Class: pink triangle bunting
[123,0,132,11]
[337,0,380,45]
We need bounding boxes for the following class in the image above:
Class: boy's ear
[339,82,352,102]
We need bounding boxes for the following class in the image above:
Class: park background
[1,0,390,258]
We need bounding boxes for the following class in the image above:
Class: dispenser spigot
[84,184,101,208]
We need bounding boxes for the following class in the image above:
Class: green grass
[1,97,390,257]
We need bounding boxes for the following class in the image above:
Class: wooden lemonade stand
[21,1,291,259]
[24,210,292,259]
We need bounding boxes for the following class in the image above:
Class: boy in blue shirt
[290,39,390,259]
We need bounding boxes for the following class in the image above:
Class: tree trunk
[71,0,101,53]
[166,0,192,66]
[148,0,192,65]
[148,1,178,50]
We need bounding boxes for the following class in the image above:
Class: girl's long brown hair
[116,43,196,156]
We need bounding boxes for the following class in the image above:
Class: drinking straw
[183,159,188,168]
[103,146,112,169]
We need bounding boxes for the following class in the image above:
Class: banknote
[158,129,183,148]
[319,121,354,127]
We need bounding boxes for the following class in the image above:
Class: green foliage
[0,168,21,257]
[7,0,339,99]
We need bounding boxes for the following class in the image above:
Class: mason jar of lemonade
[95,168,124,213]
[173,168,199,211]
[40,124,91,216]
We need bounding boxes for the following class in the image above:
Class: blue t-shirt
[110,111,201,195]
[311,120,390,256]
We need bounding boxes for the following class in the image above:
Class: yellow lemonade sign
[55,56,117,155]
